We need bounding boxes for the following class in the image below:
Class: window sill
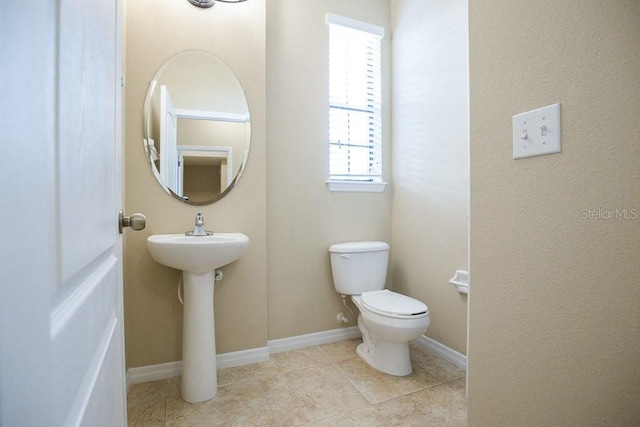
[326,180,387,193]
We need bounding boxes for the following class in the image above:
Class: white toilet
[329,241,430,376]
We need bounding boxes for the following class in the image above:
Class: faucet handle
[185,211,212,236]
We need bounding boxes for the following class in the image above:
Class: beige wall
[124,0,266,368]
[468,0,640,424]
[389,0,469,355]
[266,0,392,339]
[124,0,394,368]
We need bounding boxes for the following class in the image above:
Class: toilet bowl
[352,290,430,376]
[329,242,431,376]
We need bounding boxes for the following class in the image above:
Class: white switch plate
[512,103,561,159]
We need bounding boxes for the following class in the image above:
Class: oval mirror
[143,50,251,205]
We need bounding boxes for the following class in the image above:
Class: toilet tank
[329,241,390,295]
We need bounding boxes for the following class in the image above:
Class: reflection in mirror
[143,50,251,205]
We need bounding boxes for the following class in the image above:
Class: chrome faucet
[186,211,213,236]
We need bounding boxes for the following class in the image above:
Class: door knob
[119,210,147,234]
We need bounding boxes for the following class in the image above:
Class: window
[326,14,386,192]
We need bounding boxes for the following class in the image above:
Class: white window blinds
[327,14,384,184]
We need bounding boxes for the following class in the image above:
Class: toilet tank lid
[329,241,390,253]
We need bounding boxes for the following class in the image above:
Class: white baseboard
[267,326,361,354]
[126,360,182,387]
[126,327,466,386]
[126,346,269,387]
[217,346,270,369]
[415,335,467,370]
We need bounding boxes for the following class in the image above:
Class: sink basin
[146,233,249,274]
[145,232,249,403]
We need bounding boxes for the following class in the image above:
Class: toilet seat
[360,290,428,318]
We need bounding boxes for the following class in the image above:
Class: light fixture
[188,0,248,8]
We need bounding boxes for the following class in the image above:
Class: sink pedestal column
[181,271,217,403]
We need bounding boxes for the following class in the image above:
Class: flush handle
[340,254,351,259]
[119,210,147,234]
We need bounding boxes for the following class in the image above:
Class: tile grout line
[327,347,461,407]
[163,378,168,427]
[257,377,282,427]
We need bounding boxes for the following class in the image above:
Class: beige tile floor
[127,339,467,426]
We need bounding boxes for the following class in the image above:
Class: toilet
[329,241,430,376]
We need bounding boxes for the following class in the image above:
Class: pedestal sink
[146,233,249,403]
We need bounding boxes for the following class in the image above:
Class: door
[160,85,180,193]
[0,1,128,426]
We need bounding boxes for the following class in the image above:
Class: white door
[0,1,130,426]
[160,85,180,194]
[178,151,185,197]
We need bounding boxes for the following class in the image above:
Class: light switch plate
[512,103,561,159]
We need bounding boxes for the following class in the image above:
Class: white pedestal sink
[146,233,249,403]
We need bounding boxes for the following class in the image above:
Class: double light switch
[512,103,561,159]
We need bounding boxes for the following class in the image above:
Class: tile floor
[127,339,467,426]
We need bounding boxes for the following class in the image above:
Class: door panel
[58,0,118,282]
[53,0,126,424]
[50,257,121,424]
[0,1,127,426]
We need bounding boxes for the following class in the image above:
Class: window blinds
[327,14,384,182]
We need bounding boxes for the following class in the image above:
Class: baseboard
[126,346,269,387]
[415,335,467,370]
[126,360,182,387]
[267,326,361,354]
[126,327,466,387]
[217,346,270,369]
